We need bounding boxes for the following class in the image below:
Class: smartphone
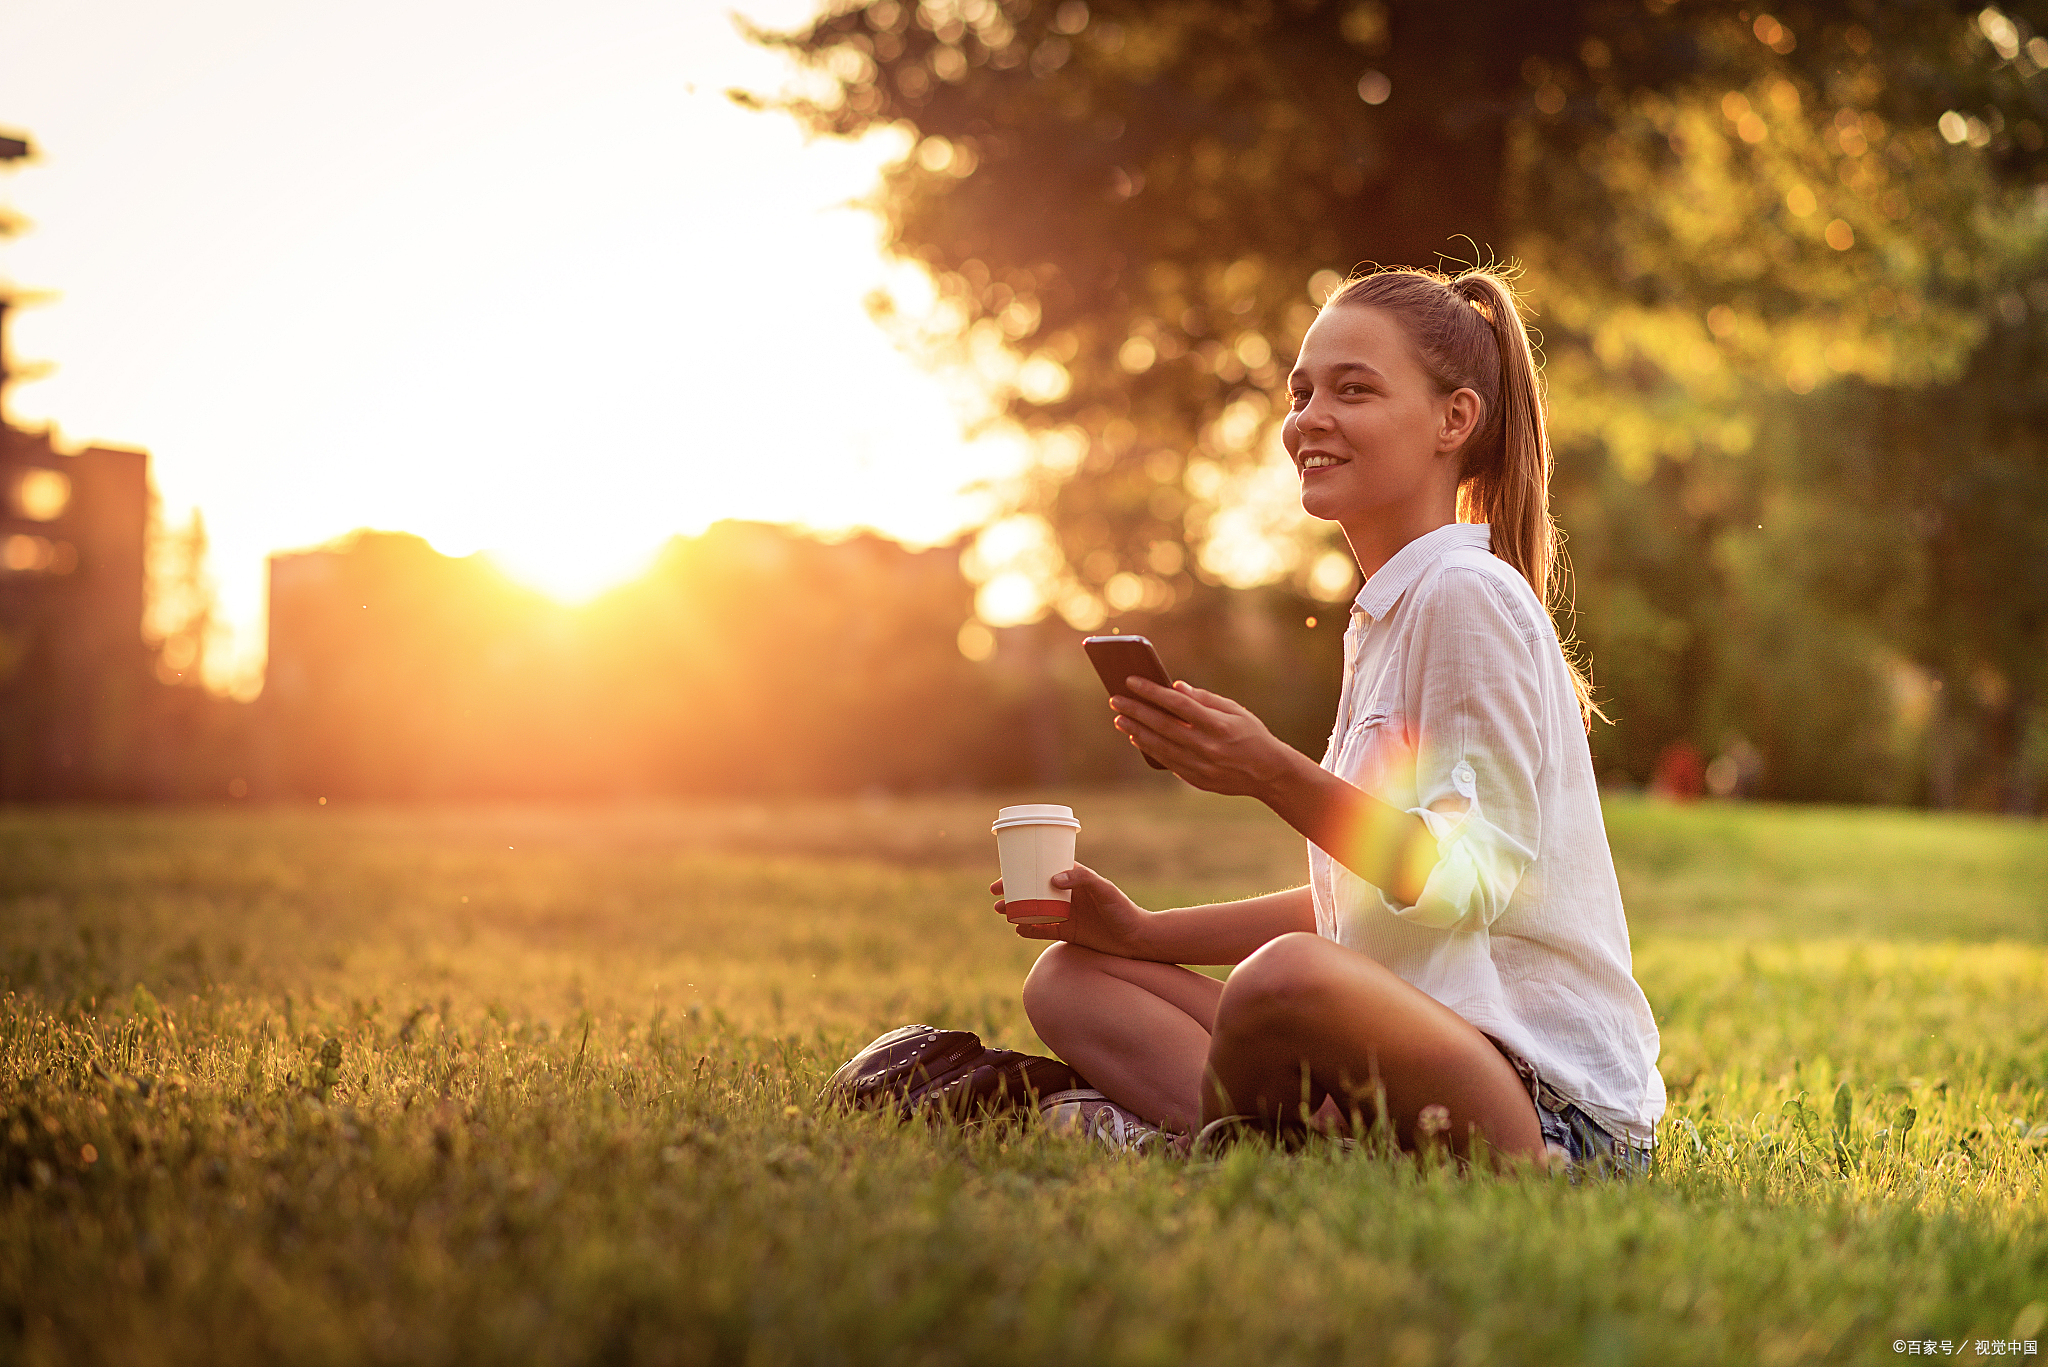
[1082,634,1174,770]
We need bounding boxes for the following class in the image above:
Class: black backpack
[819,1024,1084,1122]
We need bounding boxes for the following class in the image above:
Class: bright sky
[0,0,1027,694]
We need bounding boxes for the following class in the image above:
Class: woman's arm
[1108,678,1439,907]
[995,865,1314,966]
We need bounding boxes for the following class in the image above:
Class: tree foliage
[751,0,2048,806]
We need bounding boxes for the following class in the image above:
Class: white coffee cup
[991,804,1082,925]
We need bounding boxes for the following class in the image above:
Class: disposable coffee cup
[992,804,1082,925]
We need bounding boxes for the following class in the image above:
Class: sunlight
[482,539,664,607]
[0,0,1016,692]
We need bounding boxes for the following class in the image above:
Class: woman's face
[1281,304,1475,535]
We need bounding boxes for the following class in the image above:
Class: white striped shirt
[1307,522,1665,1144]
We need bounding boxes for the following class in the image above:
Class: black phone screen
[1082,635,1173,769]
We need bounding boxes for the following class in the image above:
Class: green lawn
[2,794,2044,1366]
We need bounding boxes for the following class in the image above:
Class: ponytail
[1325,266,1601,726]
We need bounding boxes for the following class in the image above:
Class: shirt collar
[1352,523,1492,622]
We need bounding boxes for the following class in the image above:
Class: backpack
[819,1024,1084,1122]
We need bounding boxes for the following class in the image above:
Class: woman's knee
[1214,932,1336,1036]
[1020,940,1104,1021]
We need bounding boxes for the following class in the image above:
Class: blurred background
[1,0,2044,810]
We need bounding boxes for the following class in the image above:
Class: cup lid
[991,803,1081,832]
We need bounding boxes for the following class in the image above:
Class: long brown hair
[1324,266,1599,724]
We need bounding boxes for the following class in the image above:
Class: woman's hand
[990,861,1155,958]
[1114,677,1438,907]
[1109,676,1308,801]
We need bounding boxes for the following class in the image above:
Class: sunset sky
[0,0,1030,693]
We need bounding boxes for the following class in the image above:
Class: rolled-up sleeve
[1383,567,1546,931]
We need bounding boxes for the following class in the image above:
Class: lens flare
[1315,727,1442,904]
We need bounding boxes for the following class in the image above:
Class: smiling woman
[0,0,1020,687]
[984,266,1662,1177]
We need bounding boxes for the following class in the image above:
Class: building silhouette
[0,298,163,797]
[3,124,252,800]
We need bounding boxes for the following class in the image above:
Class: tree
[750,0,2048,804]
[145,509,219,688]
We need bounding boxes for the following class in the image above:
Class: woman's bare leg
[1021,942,1223,1133]
[1203,932,1545,1165]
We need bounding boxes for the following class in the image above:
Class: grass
[2,791,2045,1366]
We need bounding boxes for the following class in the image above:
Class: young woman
[996,267,1664,1170]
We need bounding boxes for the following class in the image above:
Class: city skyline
[0,0,1028,695]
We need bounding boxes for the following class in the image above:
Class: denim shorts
[1489,1037,1652,1179]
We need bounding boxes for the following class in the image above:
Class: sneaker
[1190,1113,1258,1158]
[1039,1088,1172,1155]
